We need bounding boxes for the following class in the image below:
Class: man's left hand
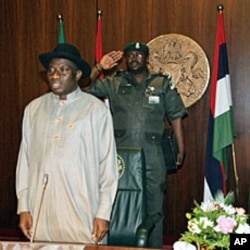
[92,217,110,244]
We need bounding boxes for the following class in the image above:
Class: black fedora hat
[39,43,91,79]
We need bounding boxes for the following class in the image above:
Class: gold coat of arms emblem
[147,33,210,108]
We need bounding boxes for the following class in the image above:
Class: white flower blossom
[200,201,216,212]
[235,223,250,234]
[199,217,214,229]
[221,204,235,215]
[188,219,201,234]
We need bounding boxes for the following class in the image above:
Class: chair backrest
[108,147,147,246]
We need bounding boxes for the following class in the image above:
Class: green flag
[58,14,66,43]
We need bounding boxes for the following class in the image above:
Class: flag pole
[232,143,239,204]
[217,4,240,204]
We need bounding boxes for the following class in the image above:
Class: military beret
[123,42,149,55]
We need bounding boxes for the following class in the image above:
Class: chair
[107,147,154,247]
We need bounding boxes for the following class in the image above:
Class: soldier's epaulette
[150,72,175,89]
[114,69,127,77]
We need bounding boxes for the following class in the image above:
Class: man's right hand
[99,51,123,70]
[19,211,33,240]
[90,51,123,82]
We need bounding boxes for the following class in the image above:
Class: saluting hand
[99,51,123,70]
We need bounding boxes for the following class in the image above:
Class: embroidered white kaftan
[16,87,118,244]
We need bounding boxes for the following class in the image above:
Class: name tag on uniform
[148,95,160,104]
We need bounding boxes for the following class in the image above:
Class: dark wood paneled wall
[1,0,250,239]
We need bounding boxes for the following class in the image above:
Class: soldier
[88,42,187,247]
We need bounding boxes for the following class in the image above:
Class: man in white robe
[16,43,118,244]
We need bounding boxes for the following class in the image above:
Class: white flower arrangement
[179,191,250,250]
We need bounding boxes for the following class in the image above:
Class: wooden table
[0,241,165,250]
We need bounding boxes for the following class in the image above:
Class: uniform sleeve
[16,107,31,214]
[164,76,188,121]
[95,108,118,221]
[89,78,112,98]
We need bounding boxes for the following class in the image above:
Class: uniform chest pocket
[118,85,132,95]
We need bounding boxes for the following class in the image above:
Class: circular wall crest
[147,33,210,108]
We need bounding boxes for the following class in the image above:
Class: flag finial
[97,10,102,18]
[57,13,63,22]
[217,4,224,13]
